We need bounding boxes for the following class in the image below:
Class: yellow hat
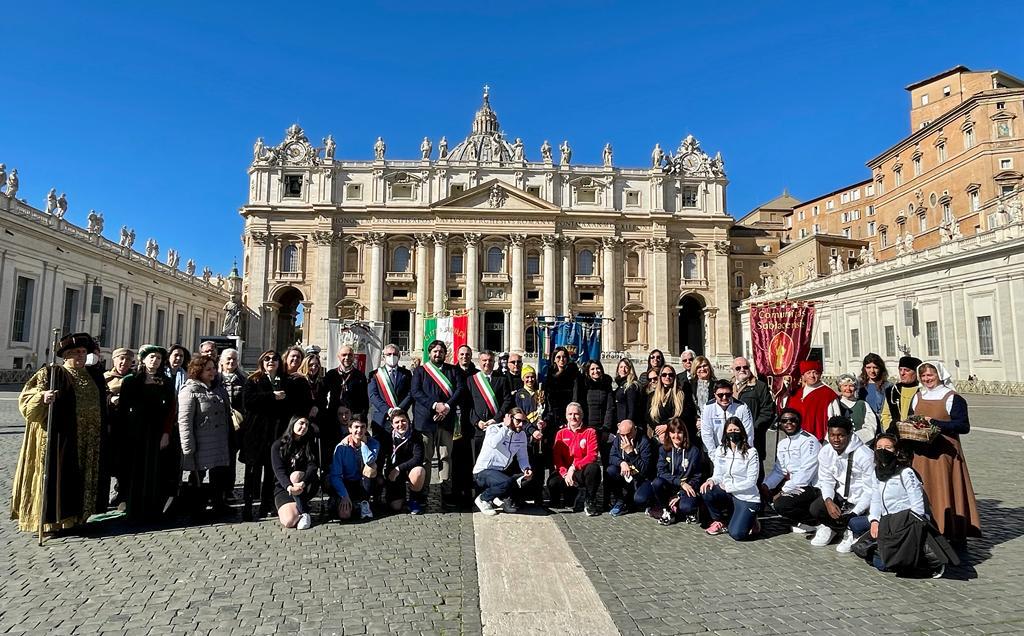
[522,364,537,376]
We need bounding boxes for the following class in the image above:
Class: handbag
[231,408,244,431]
[851,532,877,559]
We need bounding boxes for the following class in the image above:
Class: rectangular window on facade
[62,288,80,336]
[526,186,542,198]
[1001,185,1015,196]
[826,200,835,210]
[867,205,875,216]
[1000,158,1013,169]
[842,228,851,238]
[625,190,641,206]
[193,317,201,346]
[913,157,922,177]
[681,186,697,207]
[970,191,980,211]
[155,309,166,343]
[942,203,952,223]
[853,189,861,201]
[209,320,215,336]
[867,184,875,196]
[894,169,903,187]
[964,128,975,149]
[852,209,860,220]
[345,183,363,200]
[867,221,876,236]
[130,303,142,349]
[943,85,951,97]
[579,291,595,301]
[99,297,114,347]
[526,253,540,276]
[449,184,465,196]
[841,193,849,204]
[812,224,820,234]
[918,214,927,233]
[526,290,540,300]
[841,212,849,223]
[450,252,464,274]
[822,332,831,359]
[850,329,860,358]
[938,144,947,162]
[884,325,896,357]
[283,175,303,198]
[920,94,929,105]
[175,314,184,345]
[880,229,888,247]
[798,210,805,221]
[392,184,413,199]
[977,315,994,355]
[577,188,597,204]
[447,289,463,299]
[799,228,808,239]
[926,321,940,356]
[11,276,35,343]
[391,289,408,299]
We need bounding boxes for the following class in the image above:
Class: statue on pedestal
[86,210,104,235]
[185,259,196,276]
[222,295,241,336]
[145,238,159,260]
[602,143,613,167]
[323,134,336,160]
[119,225,132,247]
[45,188,57,214]
[55,192,68,219]
[5,169,18,199]
[438,136,449,159]
[202,266,213,282]
[903,233,914,253]
[540,140,553,163]
[512,137,524,161]
[651,143,664,169]
[420,136,432,160]
[253,137,266,163]
[749,282,759,296]
[559,140,572,165]
[166,248,180,269]
[0,165,5,191]
[373,136,386,160]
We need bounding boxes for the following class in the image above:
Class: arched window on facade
[392,246,410,272]
[577,249,594,276]
[344,246,359,272]
[625,251,640,278]
[683,253,698,280]
[282,244,300,272]
[486,246,504,273]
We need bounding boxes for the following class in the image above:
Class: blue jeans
[642,477,699,516]
[474,469,518,503]
[848,514,870,537]
[607,465,652,508]
[702,485,760,541]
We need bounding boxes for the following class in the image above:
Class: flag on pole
[423,314,468,363]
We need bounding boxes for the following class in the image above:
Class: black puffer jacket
[542,363,581,430]
[582,373,616,436]
[613,377,643,425]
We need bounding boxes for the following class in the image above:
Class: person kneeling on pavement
[607,419,656,517]
[472,408,533,515]
[700,417,761,540]
[270,416,320,530]
[381,410,427,515]
[866,434,958,578]
[329,418,380,521]
[647,418,704,526]
[760,408,821,533]
[547,403,603,516]
[809,416,875,553]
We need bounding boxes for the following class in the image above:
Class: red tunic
[787,384,838,441]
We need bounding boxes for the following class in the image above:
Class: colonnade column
[601,236,621,353]
[541,234,557,319]
[432,233,447,314]
[414,233,431,355]
[560,237,572,317]
[647,237,670,352]
[366,232,385,323]
[502,309,511,352]
[509,233,525,352]
[312,230,336,347]
[465,233,481,349]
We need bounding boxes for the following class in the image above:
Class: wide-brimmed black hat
[56,332,96,357]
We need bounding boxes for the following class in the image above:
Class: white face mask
[384,354,399,368]
[86,353,99,366]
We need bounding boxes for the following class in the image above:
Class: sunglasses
[661,372,676,377]
[682,358,694,363]
[733,365,750,371]
[715,392,732,398]
[779,417,799,423]
[514,418,528,424]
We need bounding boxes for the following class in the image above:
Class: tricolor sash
[423,361,453,397]
[472,373,498,416]
[374,368,399,408]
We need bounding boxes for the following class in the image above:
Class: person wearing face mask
[781,359,840,441]
[700,379,754,455]
[907,361,980,544]
[760,408,821,534]
[472,408,533,515]
[700,417,761,540]
[731,356,775,474]
[411,340,465,511]
[12,333,106,534]
[808,416,875,553]
[880,356,921,436]
[368,344,413,440]
[835,374,878,444]
[325,344,369,425]
[104,348,136,509]
[867,434,958,578]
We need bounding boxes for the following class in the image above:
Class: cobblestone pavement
[554,395,1024,635]
[2,387,1023,635]
[0,391,481,636]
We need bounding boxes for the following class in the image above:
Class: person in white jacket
[809,416,875,553]
[472,408,533,515]
[760,407,821,533]
[700,379,754,453]
[700,417,761,540]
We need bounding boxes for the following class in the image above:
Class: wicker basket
[897,419,940,443]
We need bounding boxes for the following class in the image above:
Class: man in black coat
[503,352,524,392]
[367,343,413,439]
[467,350,514,449]
[325,344,369,422]
[411,340,464,506]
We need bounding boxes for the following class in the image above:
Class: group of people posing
[12,334,979,577]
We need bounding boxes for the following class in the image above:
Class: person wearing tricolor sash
[368,344,413,439]
[411,340,465,508]
[467,350,514,452]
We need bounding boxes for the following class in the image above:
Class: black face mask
[726,431,745,445]
[874,448,899,480]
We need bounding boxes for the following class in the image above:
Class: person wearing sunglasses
[472,407,533,515]
[641,349,666,390]
[731,357,776,475]
[699,379,753,454]
[646,364,696,446]
[760,408,821,534]
[678,347,696,382]
[503,353,524,392]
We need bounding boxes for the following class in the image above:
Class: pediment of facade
[434,179,559,212]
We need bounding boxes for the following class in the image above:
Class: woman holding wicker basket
[903,361,981,545]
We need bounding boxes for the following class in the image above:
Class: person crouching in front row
[700,416,761,540]
[329,418,380,521]
[472,407,533,516]
[760,408,821,534]
[270,416,320,530]
[548,403,602,516]
[381,410,427,515]
[809,416,875,553]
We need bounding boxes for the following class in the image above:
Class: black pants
[243,460,276,512]
[754,423,771,479]
[773,486,820,526]
[547,462,601,507]
[809,494,866,532]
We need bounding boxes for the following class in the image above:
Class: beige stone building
[0,181,229,371]
[240,89,739,363]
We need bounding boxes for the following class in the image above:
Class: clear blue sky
[4,2,1021,275]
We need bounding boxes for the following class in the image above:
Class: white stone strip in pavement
[972,425,1024,438]
[474,512,619,636]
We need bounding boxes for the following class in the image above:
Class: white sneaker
[836,529,857,553]
[791,523,814,534]
[359,500,373,519]
[475,495,498,516]
[296,513,312,530]
[810,525,836,547]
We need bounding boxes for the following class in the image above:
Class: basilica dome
[446,87,517,164]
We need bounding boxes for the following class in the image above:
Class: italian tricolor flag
[423,314,468,363]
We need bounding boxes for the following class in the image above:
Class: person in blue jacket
[644,417,704,525]
[367,343,414,439]
[329,418,381,521]
[606,419,656,516]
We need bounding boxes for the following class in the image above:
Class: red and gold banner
[749,301,816,396]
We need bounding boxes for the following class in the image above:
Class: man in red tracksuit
[547,402,602,516]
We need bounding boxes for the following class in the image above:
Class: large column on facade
[509,233,526,352]
[708,239,732,360]
[464,233,481,349]
[502,309,511,352]
[414,233,431,354]
[312,230,336,347]
[366,232,385,323]
[432,233,447,314]
[601,236,622,352]
[541,234,557,319]
[647,237,670,351]
[560,237,572,317]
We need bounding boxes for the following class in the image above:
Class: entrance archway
[274,286,304,353]
[677,294,705,356]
